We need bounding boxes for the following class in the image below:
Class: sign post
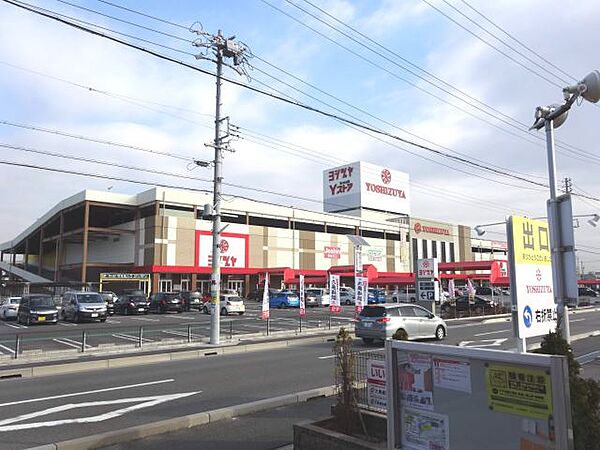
[507,216,557,353]
[416,258,439,311]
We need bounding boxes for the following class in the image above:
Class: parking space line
[167,316,197,320]
[52,338,83,349]
[0,343,15,355]
[3,322,26,329]
[112,333,154,343]
[106,319,121,324]
[571,318,586,323]
[57,322,78,327]
[473,329,511,337]
[130,317,160,322]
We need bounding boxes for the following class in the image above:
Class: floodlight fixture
[474,225,486,237]
[563,70,600,103]
[588,214,600,227]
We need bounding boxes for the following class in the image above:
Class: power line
[419,0,563,88]
[96,0,190,31]
[3,0,596,199]
[458,0,576,83]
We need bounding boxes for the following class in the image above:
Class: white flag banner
[448,279,455,299]
[299,274,306,317]
[329,274,341,313]
[354,276,368,314]
[261,273,270,320]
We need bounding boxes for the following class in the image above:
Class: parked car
[269,290,300,308]
[17,294,58,325]
[114,294,150,315]
[367,288,386,304]
[61,292,108,322]
[577,287,598,306]
[202,294,245,316]
[179,291,203,311]
[100,292,116,315]
[305,288,330,307]
[304,290,319,307]
[391,287,416,303]
[0,297,21,320]
[355,303,446,343]
[340,291,355,305]
[440,295,498,314]
[149,292,183,313]
[247,289,278,302]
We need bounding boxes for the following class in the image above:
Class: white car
[203,294,245,316]
[0,297,21,320]
[340,291,355,305]
[306,288,330,306]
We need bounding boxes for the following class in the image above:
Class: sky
[1,0,600,270]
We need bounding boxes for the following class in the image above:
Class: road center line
[473,329,511,337]
[0,379,175,407]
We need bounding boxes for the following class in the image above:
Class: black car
[17,294,58,325]
[148,292,183,313]
[441,295,497,313]
[114,294,150,315]
[179,291,203,312]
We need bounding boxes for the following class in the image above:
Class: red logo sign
[219,239,229,253]
[413,222,450,236]
[381,169,391,185]
[324,246,341,259]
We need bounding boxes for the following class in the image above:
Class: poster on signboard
[402,407,449,450]
[399,353,434,411]
[367,360,386,410]
[433,357,471,393]
[486,364,553,419]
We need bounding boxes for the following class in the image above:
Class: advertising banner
[198,232,248,268]
[324,246,341,259]
[261,273,270,320]
[507,216,557,339]
[355,276,368,314]
[329,274,341,313]
[299,274,306,317]
[398,353,434,411]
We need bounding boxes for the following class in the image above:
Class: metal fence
[335,348,386,414]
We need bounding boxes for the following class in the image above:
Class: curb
[26,385,336,450]
[0,333,342,380]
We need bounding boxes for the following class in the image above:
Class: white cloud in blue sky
[2,0,600,268]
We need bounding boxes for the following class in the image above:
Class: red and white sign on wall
[196,231,249,268]
[324,246,341,259]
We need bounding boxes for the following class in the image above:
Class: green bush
[536,331,600,450]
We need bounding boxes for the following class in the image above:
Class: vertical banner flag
[355,276,368,314]
[261,273,270,320]
[299,274,306,317]
[329,274,342,313]
[448,279,455,299]
[362,277,369,308]
[467,279,476,298]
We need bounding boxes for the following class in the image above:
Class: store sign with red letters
[197,231,248,268]
[324,246,341,259]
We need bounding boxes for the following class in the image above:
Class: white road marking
[161,330,197,338]
[0,379,175,407]
[473,329,511,337]
[458,338,508,348]
[0,343,14,355]
[52,338,82,349]
[57,322,78,327]
[167,316,196,320]
[0,391,200,431]
[570,318,586,323]
[3,323,26,329]
[130,317,160,322]
[106,319,121,324]
[112,333,154,343]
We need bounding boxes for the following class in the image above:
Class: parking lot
[0,302,357,358]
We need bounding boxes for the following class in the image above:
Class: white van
[306,288,330,307]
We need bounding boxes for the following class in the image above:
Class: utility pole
[192,27,248,345]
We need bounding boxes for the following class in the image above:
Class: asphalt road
[0,309,598,449]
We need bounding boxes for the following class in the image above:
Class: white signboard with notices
[367,360,387,410]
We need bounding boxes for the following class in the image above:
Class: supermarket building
[0,162,504,294]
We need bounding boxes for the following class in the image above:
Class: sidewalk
[100,396,334,450]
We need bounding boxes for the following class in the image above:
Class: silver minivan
[355,303,447,343]
[61,291,108,323]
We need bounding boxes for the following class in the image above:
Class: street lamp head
[474,225,486,237]
[563,70,600,103]
[530,104,569,130]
